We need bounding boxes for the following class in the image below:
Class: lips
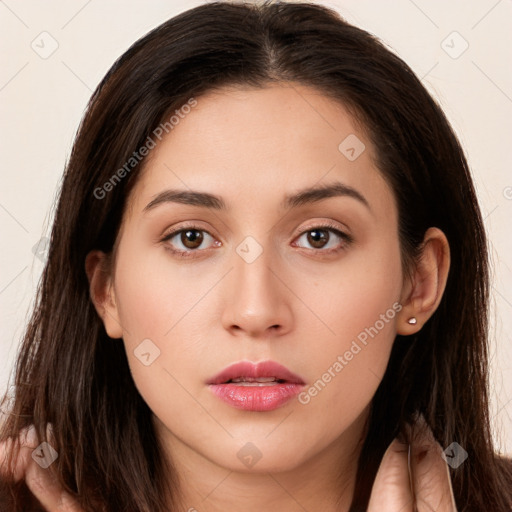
[206,360,305,386]
[207,360,306,412]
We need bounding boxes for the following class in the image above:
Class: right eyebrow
[143,189,226,212]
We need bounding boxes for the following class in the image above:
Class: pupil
[183,230,203,248]
[308,229,327,248]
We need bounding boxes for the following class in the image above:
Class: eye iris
[181,229,203,249]
[307,229,328,249]
[172,228,338,252]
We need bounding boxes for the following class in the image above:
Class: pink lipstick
[207,360,305,412]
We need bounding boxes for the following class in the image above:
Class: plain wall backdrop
[1,0,511,455]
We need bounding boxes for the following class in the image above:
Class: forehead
[124,83,394,220]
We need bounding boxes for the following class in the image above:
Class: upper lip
[207,360,305,385]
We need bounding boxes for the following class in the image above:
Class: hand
[368,415,458,511]
[0,424,84,511]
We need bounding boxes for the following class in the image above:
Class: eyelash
[160,222,353,259]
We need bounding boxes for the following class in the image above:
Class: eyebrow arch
[143,189,225,212]
[143,181,370,213]
[283,181,370,211]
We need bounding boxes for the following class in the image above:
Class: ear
[397,227,450,335]
[85,250,123,339]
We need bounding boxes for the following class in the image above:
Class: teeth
[230,377,279,384]
[232,382,280,386]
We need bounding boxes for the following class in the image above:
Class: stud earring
[407,317,417,325]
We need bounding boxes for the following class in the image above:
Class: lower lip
[208,382,304,411]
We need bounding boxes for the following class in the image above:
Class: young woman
[1,1,511,511]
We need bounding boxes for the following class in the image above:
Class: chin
[208,440,309,474]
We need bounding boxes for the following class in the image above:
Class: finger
[0,437,15,477]
[0,425,39,481]
[0,438,17,481]
[368,437,414,512]
[1,425,84,511]
[25,456,83,512]
[410,416,458,512]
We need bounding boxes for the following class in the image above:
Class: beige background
[1,0,511,454]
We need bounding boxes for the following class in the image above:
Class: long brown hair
[1,1,511,510]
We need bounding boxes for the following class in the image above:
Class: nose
[221,241,293,339]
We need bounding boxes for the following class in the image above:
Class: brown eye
[180,229,204,249]
[161,226,218,258]
[294,225,352,253]
[306,229,330,249]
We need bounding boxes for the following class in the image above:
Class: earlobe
[397,227,450,335]
[85,250,124,339]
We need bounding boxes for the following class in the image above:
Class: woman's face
[103,83,406,473]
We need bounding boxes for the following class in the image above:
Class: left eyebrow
[142,181,371,213]
[282,181,371,211]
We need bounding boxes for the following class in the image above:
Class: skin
[0,83,454,511]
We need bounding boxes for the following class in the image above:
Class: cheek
[112,241,203,340]
[110,241,218,401]
[294,237,403,414]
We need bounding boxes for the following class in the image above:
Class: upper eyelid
[162,222,349,237]
[297,221,349,234]
[161,223,216,240]
[162,223,350,249]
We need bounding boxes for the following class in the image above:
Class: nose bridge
[233,233,278,305]
[222,232,292,336]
